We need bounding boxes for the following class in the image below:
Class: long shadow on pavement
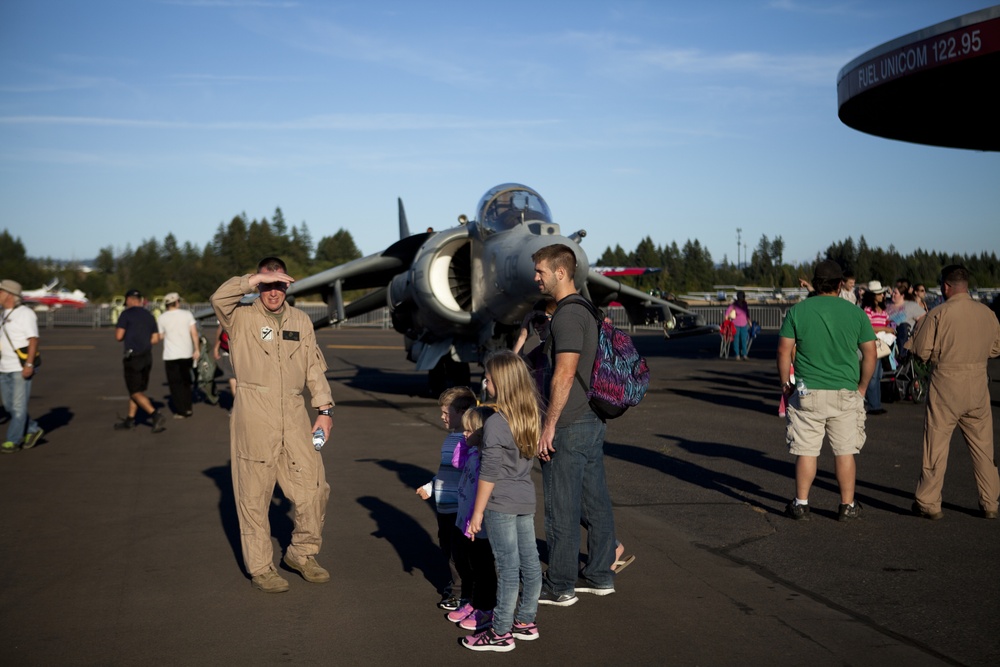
[606,427,932,521]
[357,495,450,597]
[606,439,788,515]
[203,463,295,576]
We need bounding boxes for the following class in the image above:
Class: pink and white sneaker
[511,620,539,641]
[462,628,514,652]
[458,609,493,631]
[446,602,474,623]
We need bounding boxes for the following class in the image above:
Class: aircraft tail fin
[398,198,411,239]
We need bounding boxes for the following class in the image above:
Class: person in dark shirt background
[114,289,165,433]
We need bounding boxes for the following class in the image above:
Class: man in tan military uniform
[212,257,335,592]
[910,265,1000,520]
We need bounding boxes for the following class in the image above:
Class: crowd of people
[110,288,245,433]
[3,250,997,656]
[56,245,625,653]
[791,271,938,416]
[779,262,1000,524]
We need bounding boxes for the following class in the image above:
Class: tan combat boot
[282,554,330,583]
[251,567,290,593]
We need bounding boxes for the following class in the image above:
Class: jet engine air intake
[410,226,472,325]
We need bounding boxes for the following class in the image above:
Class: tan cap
[0,279,22,297]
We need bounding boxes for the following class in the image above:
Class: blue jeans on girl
[483,509,542,635]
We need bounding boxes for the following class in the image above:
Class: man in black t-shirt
[114,289,165,432]
[533,244,616,607]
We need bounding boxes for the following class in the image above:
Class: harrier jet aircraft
[288,183,709,387]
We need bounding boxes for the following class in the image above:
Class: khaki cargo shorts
[786,389,866,456]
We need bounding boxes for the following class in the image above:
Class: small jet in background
[21,279,89,309]
[287,183,710,389]
[592,266,663,277]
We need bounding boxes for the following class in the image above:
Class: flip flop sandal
[612,554,636,573]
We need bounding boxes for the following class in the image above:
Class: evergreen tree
[633,236,663,292]
[272,206,288,239]
[854,237,873,283]
[95,246,116,275]
[746,234,773,285]
[214,215,254,275]
[287,222,312,270]
[247,218,276,258]
[681,240,713,291]
[662,241,682,292]
[826,237,858,273]
[771,236,785,270]
[315,229,362,267]
[0,230,46,287]
[597,245,630,266]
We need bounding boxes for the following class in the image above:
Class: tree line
[1,207,362,303]
[3,216,998,304]
[598,234,1000,295]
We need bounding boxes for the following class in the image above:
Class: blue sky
[2,0,997,269]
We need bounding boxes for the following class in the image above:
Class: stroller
[884,324,930,403]
[195,335,220,405]
[893,353,930,403]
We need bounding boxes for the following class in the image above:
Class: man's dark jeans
[541,411,616,594]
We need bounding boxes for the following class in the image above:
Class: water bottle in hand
[312,428,326,451]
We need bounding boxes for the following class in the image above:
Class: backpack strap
[552,293,600,322]
[551,294,600,392]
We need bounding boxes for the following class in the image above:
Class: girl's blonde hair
[462,405,496,440]
[484,350,541,459]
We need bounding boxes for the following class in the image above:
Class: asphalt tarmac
[2,327,998,666]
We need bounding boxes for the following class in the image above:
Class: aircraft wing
[584,270,713,336]
[191,232,430,327]
[288,232,429,296]
[284,232,430,327]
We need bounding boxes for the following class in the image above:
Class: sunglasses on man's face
[260,282,287,292]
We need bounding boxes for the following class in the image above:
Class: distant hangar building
[838,5,1000,151]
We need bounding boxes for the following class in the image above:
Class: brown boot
[283,554,330,583]
[251,568,290,593]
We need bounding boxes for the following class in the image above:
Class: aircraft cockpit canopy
[475,184,552,237]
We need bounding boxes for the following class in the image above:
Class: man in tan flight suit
[212,256,335,592]
[909,265,1000,520]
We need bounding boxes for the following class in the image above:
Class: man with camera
[0,279,44,453]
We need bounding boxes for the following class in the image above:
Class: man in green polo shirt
[777,260,877,522]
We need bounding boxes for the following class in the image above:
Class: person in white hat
[0,279,44,453]
[157,292,200,418]
[860,281,893,415]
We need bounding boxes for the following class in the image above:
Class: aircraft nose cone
[488,232,590,302]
